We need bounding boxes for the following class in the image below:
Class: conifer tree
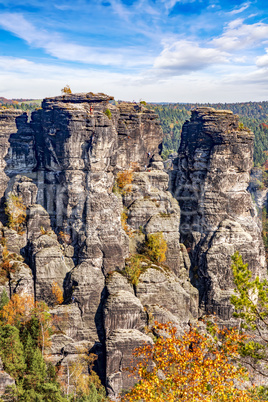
[231,251,268,378]
[0,288,9,310]
[0,324,26,380]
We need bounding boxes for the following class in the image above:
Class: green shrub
[144,232,167,263]
[104,108,112,119]
[124,255,144,286]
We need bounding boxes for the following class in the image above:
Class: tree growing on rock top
[61,85,72,95]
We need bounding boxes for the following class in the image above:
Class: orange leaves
[58,230,72,245]
[0,246,24,284]
[51,281,64,305]
[114,170,133,196]
[0,294,34,327]
[121,321,254,402]
[0,294,53,355]
[117,170,133,190]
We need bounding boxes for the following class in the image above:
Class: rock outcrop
[0,98,266,398]
[171,107,266,320]
[0,94,199,399]
[0,357,15,397]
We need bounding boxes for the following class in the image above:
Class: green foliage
[5,192,26,234]
[149,101,268,166]
[144,232,167,263]
[0,293,106,401]
[124,255,144,286]
[231,251,268,330]
[104,108,112,119]
[230,251,268,377]
[0,324,26,380]
[250,386,268,401]
[148,105,190,159]
[0,289,9,310]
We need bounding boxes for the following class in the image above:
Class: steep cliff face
[0,109,26,218]
[0,93,198,398]
[0,99,266,398]
[171,107,266,319]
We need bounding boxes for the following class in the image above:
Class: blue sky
[0,0,268,102]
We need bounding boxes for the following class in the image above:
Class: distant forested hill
[0,97,41,112]
[149,101,268,166]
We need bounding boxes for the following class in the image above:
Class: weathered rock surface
[171,107,266,319]
[0,357,15,396]
[0,109,24,219]
[0,98,265,399]
[106,329,153,398]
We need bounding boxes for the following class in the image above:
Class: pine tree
[0,289,9,310]
[231,251,268,378]
[0,324,26,380]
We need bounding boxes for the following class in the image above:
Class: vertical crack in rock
[171,107,267,319]
[1,98,264,398]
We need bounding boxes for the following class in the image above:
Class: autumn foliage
[121,321,255,402]
[51,281,64,305]
[144,232,167,263]
[61,84,72,94]
[0,293,34,327]
[115,170,133,195]
[0,245,24,285]
[5,192,26,234]
[58,347,106,399]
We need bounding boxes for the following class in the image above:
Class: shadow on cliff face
[93,286,108,384]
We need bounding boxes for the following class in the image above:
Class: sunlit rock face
[171,107,266,320]
[0,93,199,399]
[0,98,265,398]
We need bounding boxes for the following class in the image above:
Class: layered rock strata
[0,94,198,399]
[171,107,266,319]
[1,99,265,398]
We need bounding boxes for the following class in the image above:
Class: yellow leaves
[0,293,34,326]
[113,170,134,196]
[121,210,134,237]
[0,245,24,284]
[5,193,26,235]
[51,281,64,305]
[144,232,167,263]
[61,85,72,94]
[0,294,53,355]
[58,347,105,398]
[121,321,255,402]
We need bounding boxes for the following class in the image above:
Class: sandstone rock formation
[171,107,266,320]
[0,94,199,399]
[0,98,265,399]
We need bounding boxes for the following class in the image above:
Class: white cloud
[0,12,153,68]
[1,55,268,103]
[109,0,131,20]
[212,19,268,51]
[256,49,268,67]
[153,40,229,74]
[228,2,250,15]
[160,0,195,11]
